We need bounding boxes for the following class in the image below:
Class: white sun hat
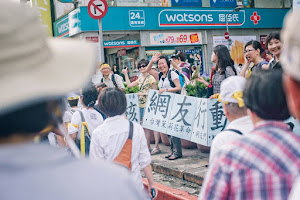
[219,76,247,107]
[0,1,97,114]
[281,10,300,82]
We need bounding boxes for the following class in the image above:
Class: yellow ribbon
[232,91,245,107]
[211,93,220,99]
[100,63,110,70]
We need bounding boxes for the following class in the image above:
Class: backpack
[159,69,185,90]
[101,74,118,88]
[113,121,134,170]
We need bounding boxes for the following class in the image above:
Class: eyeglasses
[244,49,255,54]
[138,65,147,69]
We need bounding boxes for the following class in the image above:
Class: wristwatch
[166,88,168,92]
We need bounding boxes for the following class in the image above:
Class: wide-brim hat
[0,2,96,114]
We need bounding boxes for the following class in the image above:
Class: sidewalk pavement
[144,143,210,199]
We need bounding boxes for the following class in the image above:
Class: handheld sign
[87,0,108,20]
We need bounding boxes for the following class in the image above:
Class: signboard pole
[98,19,105,63]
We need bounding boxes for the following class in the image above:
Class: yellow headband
[218,91,245,108]
[67,95,79,101]
[100,64,110,70]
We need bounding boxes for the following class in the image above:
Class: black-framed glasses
[244,49,255,54]
[138,64,147,69]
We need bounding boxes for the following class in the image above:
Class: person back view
[0,2,145,200]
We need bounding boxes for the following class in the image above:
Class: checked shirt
[199,121,300,200]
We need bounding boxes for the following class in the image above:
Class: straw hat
[281,10,300,82]
[0,2,96,114]
[219,76,247,107]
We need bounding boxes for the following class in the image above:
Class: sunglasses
[138,64,147,69]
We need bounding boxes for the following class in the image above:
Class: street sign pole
[87,0,108,63]
[98,19,104,63]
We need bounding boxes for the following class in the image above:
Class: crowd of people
[2,1,300,200]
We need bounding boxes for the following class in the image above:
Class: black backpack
[158,69,184,94]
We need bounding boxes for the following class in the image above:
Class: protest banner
[143,90,300,146]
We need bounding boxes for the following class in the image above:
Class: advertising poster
[213,35,256,65]
[150,32,202,46]
[171,0,202,7]
[210,0,237,8]
[31,0,53,36]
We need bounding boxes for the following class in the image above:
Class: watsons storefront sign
[103,40,140,48]
[159,9,245,27]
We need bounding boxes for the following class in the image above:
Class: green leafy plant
[186,78,210,98]
[124,83,139,94]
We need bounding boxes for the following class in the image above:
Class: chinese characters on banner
[143,90,175,133]
[125,93,140,123]
[143,90,227,146]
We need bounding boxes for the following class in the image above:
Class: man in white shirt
[100,63,125,91]
[209,76,253,163]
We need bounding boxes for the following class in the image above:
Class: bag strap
[111,74,119,88]
[168,70,175,88]
[225,129,243,135]
[128,121,133,139]
[78,110,90,156]
[139,75,150,92]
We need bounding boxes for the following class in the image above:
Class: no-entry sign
[88,0,108,20]
[224,32,230,40]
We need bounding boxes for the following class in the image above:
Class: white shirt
[209,116,253,163]
[68,108,104,140]
[289,176,300,200]
[101,74,125,89]
[63,107,80,123]
[89,115,151,191]
[158,70,179,89]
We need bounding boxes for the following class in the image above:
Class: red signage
[87,0,108,20]
[224,32,230,40]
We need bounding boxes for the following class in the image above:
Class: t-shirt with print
[158,70,179,90]
[101,74,125,89]
[68,108,104,140]
[135,74,156,108]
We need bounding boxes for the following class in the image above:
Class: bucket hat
[0,1,96,114]
[219,76,247,107]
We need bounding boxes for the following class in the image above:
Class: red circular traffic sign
[88,0,108,20]
[224,32,230,40]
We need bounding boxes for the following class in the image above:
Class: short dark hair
[137,59,149,67]
[0,101,53,138]
[68,99,78,107]
[98,88,127,117]
[266,31,280,49]
[158,55,171,69]
[177,52,186,61]
[82,86,98,107]
[245,40,265,55]
[243,70,290,120]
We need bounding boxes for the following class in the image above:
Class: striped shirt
[199,121,300,200]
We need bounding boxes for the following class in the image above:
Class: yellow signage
[31,0,53,36]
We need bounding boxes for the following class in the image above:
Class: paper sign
[191,98,208,145]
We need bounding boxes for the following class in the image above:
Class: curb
[143,178,198,200]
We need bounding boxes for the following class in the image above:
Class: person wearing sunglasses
[122,59,160,154]
[239,40,268,78]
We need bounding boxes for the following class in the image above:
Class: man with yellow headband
[99,63,125,91]
[209,76,253,163]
